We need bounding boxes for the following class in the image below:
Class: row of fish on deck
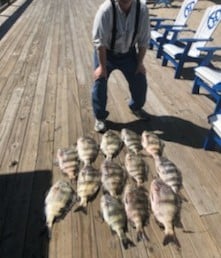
[44,128,185,249]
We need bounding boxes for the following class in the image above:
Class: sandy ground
[147,0,221,68]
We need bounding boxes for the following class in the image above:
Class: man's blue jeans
[91,47,147,120]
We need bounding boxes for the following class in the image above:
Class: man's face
[118,0,133,13]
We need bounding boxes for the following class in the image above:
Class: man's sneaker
[94,119,107,133]
[131,109,151,121]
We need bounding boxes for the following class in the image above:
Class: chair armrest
[179,37,213,43]
[157,24,187,30]
[150,18,175,30]
[165,28,195,33]
[197,46,221,66]
[150,18,175,22]
[197,46,221,53]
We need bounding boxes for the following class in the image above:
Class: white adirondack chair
[204,113,221,150]
[161,5,221,78]
[150,0,198,58]
[192,46,221,114]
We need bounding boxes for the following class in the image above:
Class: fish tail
[163,233,181,248]
[121,236,135,249]
[118,230,134,249]
[74,204,87,214]
[46,221,53,239]
[136,228,149,242]
[74,198,87,214]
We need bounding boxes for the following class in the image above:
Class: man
[92,0,150,133]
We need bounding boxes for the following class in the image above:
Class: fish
[125,152,148,186]
[74,164,101,214]
[100,130,123,160]
[56,144,80,180]
[76,136,99,165]
[141,131,164,158]
[123,183,149,242]
[121,128,142,154]
[101,159,126,198]
[100,193,134,249]
[150,178,180,248]
[44,179,77,238]
[154,155,182,194]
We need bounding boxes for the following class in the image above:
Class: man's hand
[94,65,107,80]
[136,63,146,75]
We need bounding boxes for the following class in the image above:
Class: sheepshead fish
[57,144,80,180]
[100,130,123,160]
[125,152,148,186]
[121,128,142,154]
[74,164,101,214]
[100,193,134,249]
[77,136,99,165]
[123,183,149,242]
[141,131,164,158]
[101,159,126,197]
[150,178,180,248]
[44,180,77,238]
[154,156,182,194]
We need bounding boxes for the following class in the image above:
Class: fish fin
[179,192,188,202]
[96,210,104,223]
[87,186,101,203]
[121,237,135,249]
[155,218,164,230]
[163,233,181,248]
[74,205,87,215]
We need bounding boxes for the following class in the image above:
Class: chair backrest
[174,0,198,26]
[189,5,221,57]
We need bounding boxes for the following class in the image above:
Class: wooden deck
[0,0,221,257]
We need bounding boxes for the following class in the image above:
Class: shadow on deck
[106,114,208,148]
[0,170,52,258]
[0,0,33,40]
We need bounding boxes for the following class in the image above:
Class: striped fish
[101,159,126,198]
[121,128,142,154]
[154,156,182,194]
[44,180,77,238]
[100,193,134,249]
[74,164,101,214]
[57,144,80,180]
[141,131,164,158]
[123,183,149,242]
[100,130,123,160]
[150,178,180,248]
[77,136,99,166]
[125,152,148,186]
